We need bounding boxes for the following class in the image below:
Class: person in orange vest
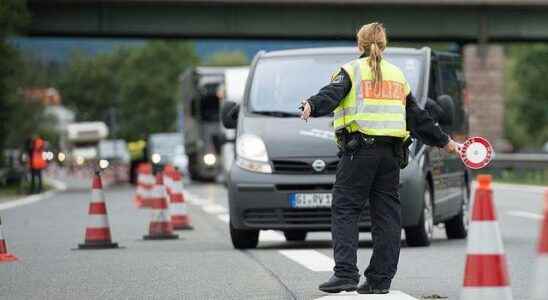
[29,135,47,194]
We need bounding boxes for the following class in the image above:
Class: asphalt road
[0,180,545,300]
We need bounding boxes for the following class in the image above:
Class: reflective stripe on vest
[333,59,409,138]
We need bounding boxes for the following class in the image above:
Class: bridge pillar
[463,44,506,150]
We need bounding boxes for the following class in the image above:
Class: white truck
[65,122,109,168]
[179,66,249,181]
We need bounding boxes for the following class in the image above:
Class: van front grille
[271,159,338,174]
[243,208,370,227]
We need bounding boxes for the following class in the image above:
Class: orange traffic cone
[163,164,176,197]
[143,172,179,240]
[531,190,548,300]
[461,175,512,300]
[169,170,193,230]
[77,172,119,249]
[0,216,18,262]
[134,163,155,208]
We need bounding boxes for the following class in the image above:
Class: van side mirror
[436,95,455,126]
[221,101,239,129]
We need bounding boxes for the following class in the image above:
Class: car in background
[98,139,130,182]
[148,132,188,174]
[223,47,470,249]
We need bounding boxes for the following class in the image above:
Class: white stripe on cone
[87,214,110,228]
[0,226,4,240]
[91,189,105,203]
[467,221,505,254]
[152,209,170,222]
[140,174,155,185]
[170,203,187,215]
[461,287,512,300]
[532,255,548,299]
[171,183,183,194]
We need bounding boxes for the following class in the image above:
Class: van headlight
[236,134,272,173]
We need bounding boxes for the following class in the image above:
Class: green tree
[117,41,199,140]
[205,51,248,66]
[0,0,30,166]
[505,45,548,149]
[58,49,129,123]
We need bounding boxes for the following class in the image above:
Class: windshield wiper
[253,111,300,117]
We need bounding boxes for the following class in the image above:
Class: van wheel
[445,182,469,239]
[284,230,307,242]
[230,222,259,249]
[405,182,434,247]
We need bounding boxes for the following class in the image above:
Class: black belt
[348,132,402,145]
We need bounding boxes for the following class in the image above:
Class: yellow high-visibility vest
[333,58,410,139]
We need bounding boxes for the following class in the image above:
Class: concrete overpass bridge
[27,0,548,42]
[28,0,548,149]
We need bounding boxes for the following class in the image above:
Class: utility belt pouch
[397,138,412,169]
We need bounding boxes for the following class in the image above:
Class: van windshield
[248,53,424,115]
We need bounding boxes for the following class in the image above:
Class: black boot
[357,282,389,294]
[318,275,358,293]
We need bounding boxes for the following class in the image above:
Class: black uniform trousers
[332,141,401,289]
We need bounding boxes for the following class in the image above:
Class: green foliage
[0,0,29,38]
[505,45,548,149]
[204,51,248,66]
[57,41,199,141]
[58,50,125,122]
[117,41,199,140]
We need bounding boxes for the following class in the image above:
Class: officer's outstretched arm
[304,69,352,118]
[405,93,450,148]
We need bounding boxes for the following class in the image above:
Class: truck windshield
[248,53,423,115]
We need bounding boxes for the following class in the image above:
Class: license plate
[289,193,332,208]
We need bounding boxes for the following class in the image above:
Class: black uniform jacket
[307,63,449,148]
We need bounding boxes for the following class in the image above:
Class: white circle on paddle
[464,142,488,164]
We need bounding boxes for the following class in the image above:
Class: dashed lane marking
[278,250,334,272]
[314,291,418,300]
[506,210,543,220]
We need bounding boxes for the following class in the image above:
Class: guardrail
[490,153,548,169]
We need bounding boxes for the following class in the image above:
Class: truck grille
[243,208,370,227]
[271,160,338,174]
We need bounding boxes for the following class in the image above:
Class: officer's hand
[444,138,460,154]
[300,101,312,122]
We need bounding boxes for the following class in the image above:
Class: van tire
[284,230,307,242]
[404,182,434,247]
[445,182,469,239]
[230,222,259,249]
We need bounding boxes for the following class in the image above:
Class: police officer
[300,23,460,294]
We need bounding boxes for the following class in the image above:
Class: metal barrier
[490,153,548,169]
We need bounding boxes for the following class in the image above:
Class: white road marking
[260,230,285,242]
[0,191,56,211]
[202,203,227,214]
[506,210,543,220]
[218,213,230,223]
[314,291,418,300]
[278,250,334,272]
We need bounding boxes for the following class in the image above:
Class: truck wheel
[230,222,259,249]
[445,182,469,239]
[284,230,307,242]
[405,182,434,247]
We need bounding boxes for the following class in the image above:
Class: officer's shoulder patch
[331,70,344,83]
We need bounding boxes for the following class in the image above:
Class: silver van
[222,47,470,249]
